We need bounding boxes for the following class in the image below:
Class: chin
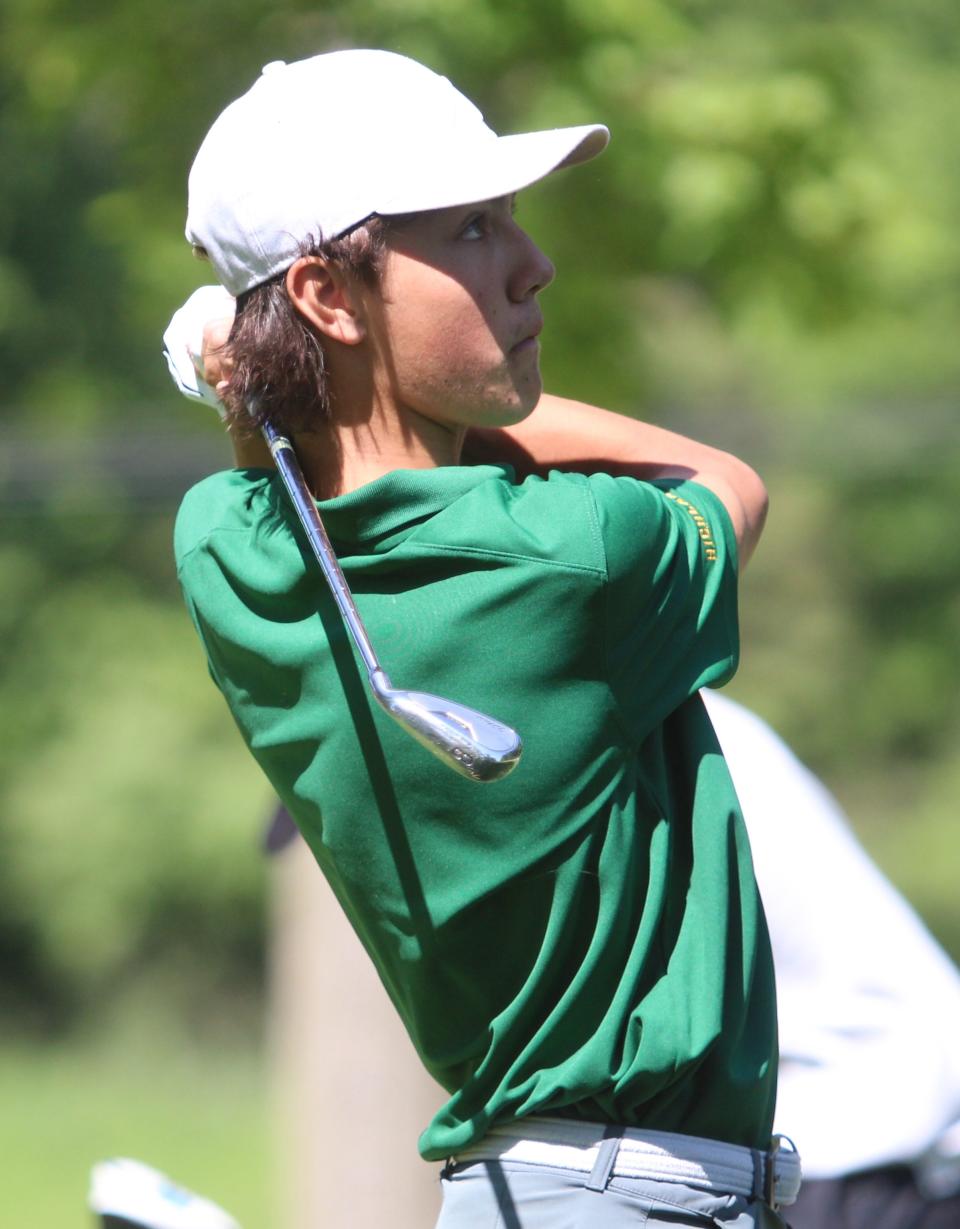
[492,377,542,425]
[444,371,541,429]
[479,400,536,429]
[512,397,540,424]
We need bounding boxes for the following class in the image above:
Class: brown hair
[212,217,394,436]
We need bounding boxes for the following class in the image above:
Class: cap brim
[378,123,609,218]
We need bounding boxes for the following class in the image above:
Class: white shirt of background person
[702,690,960,1195]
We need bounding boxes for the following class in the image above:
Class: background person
[703,690,960,1229]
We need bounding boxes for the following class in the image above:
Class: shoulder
[424,468,606,574]
[585,473,737,585]
[174,467,278,566]
[587,473,733,544]
[445,470,735,580]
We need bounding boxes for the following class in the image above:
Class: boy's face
[360,196,555,431]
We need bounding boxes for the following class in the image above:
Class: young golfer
[171,48,798,1227]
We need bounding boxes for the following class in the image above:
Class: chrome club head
[371,671,522,782]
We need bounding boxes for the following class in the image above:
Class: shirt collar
[252,463,513,546]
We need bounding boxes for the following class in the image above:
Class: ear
[285,257,366,346]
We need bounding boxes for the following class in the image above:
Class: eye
[460,211,488,240]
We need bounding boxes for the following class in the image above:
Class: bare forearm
[467,393,768,568]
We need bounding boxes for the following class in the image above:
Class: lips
[510,317,543,352]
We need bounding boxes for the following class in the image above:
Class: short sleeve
[589,474,740,740]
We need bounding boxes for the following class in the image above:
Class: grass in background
[0,1032,270,1228]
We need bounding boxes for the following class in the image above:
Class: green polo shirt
[175,463,777,1156]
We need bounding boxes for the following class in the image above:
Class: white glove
[162,285,236,414]
[89,1157,241,1229]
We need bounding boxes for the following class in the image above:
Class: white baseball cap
[186,49,609,296]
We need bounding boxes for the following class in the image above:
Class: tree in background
[1,0,957,1031]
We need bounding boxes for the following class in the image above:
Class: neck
[295,395,466,500]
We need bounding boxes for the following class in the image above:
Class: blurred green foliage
[0,509,268,1035]
[1,0,958,1036]
[0,1036,269,1226]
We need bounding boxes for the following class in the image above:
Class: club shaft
[262,421,382,681]
[259,419,523,782]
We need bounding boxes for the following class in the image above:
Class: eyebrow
[481,193,518,213]
[472,193,517,211]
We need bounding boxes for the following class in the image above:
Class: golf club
[261,419,522,782]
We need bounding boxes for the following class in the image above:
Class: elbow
[737,463,769,569]
[746,463,769,535]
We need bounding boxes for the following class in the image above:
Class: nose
[508,223,555,302]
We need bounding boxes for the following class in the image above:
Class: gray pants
[436,1159,790,1228]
